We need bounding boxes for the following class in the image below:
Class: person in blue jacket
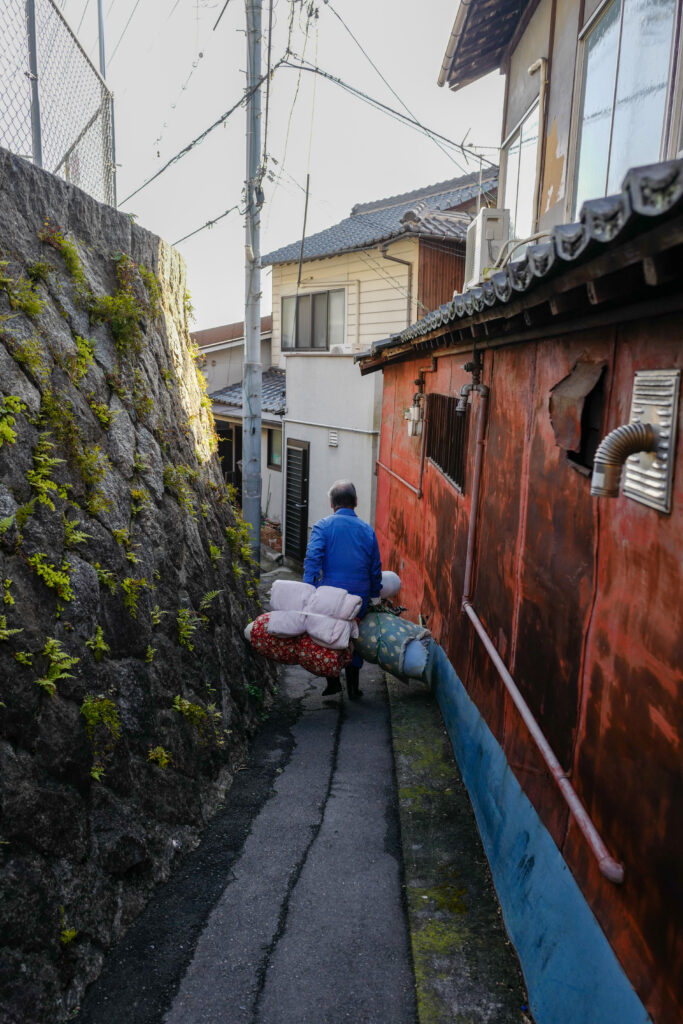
[303,479,382,700]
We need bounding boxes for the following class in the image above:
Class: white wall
[261,423,283,525]
[203,337,272,393]
[283,354,382,535]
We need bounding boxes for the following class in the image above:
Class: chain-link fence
[0,0,115,206]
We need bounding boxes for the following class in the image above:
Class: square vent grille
[623,369,680,514]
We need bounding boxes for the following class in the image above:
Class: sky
[58,0,505,330]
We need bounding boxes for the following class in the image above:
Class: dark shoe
[346,666,363,700]
[322,676,342,696]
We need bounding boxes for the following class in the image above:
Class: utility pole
[243,0,263,567]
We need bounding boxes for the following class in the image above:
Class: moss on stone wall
[0,147,275,1024]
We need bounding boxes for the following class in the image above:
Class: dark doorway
[285,439,309,561]
[216,421,243,504]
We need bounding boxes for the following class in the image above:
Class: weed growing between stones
[63,335,94,383]
[80,694,121,780]
[121,577,149,618]
[147,745,172,769]
[63,514,92,549]
[35,638,79,697]
[0,615,22,641]
[59,906,78,946]
[0,259,45,317]
[163,464,197,518]
[5,333,49,384]
[0,396,26,447]
[3,579,14,606]
[172,695,207,734]
[26,432,63,511]
[38,222,88,296]
[27,553,73,602]
[150,604,167,627]
[176,607,199,650]
[93,563,117,595]
[85,625,110,662]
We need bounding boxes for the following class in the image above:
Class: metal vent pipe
[590,422,659,497]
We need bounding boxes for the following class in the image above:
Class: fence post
[26,0,42,167]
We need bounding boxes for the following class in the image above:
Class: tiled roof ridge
[359,159,683,363]
[350,167,498,216]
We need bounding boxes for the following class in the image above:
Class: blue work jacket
[303,508,382,615]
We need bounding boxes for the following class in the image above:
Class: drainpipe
[528,58,547,233]
[590,422,659,497]
[381,245,414,327]
[415,359,437,497]
[460,372,624,884]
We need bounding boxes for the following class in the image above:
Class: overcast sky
[59,0,504,330]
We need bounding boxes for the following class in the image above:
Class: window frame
[425,393,469,494]
[500,99,540,241]
[567,0,681,221]
[281,288,345,352]
[267,427,282,471]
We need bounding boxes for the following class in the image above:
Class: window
[573,0,677,216]
[281,290,344,350]
[503,102,540,240]
[267,428,282,470]
[426,394,469,491]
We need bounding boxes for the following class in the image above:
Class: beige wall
[270,237,420,365]
[538,0,581,228]
[504,0,552,137]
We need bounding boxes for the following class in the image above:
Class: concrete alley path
[75,663,418,1024]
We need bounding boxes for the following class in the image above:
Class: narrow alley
[72,576,528,1024]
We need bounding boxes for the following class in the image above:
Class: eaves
[357,161,683,375]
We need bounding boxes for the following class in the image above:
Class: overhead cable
[282,58,497,171]
[321,0,475,179]
[120,60,285,205]
[213,0,233,31]
[109,0,144,66]
[173,204,241,246]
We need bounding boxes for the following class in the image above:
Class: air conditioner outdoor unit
[463,208,510,292]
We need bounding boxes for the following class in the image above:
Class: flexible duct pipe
[591,422,658,497]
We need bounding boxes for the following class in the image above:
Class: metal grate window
[426,394,469,491]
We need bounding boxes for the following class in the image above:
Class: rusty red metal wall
[375,322,683,1024]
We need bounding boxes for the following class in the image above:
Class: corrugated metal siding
[417,241,465,313]
[375,324,683,1024]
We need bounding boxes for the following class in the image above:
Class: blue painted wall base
[427,642,651,1024]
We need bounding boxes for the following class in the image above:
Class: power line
[213,0,233,32]
[173,204,241,246]
[76,0,91,34]
[109,0,144,66]
[321,0,474,180]
[282,57,498,177]
[120,60,286,205]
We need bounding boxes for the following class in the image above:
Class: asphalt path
[75,663,417,1024]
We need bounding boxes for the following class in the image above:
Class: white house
[262,168,498,560]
